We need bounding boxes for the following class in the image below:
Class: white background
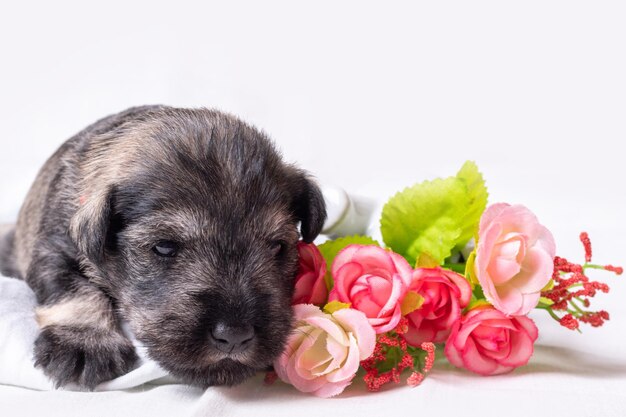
[1,1,625,416]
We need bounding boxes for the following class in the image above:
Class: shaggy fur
[0,106,326,389]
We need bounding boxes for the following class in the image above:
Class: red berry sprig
[540,232,622,331]
[361,318,435,391]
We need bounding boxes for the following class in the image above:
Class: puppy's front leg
[33,284,137,389]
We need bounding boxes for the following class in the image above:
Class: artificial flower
[274,304,375,398]
[540,233,621,330]
[444,305,538,375]
[475,203,556,316]
[292,242,328,305]
[405,267,472,345]
[329,245,413,333]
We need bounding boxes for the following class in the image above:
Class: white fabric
[0,276,174,391]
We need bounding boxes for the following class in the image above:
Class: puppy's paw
[34,325,138,390]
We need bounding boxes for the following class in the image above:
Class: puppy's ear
[291,172,327,243]
[69,187,113,263]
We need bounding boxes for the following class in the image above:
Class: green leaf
[381,176,466,266]
[455,161,489,247]
[380,161,488,267]
[323,300,351,314]
[317,235,380,291]
[471,285,486,303]
[401,291,425,315]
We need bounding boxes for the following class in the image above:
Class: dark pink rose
[292,242,328,305]
[444,305,538,375]
[405,267,472,345]
[329,245,413,334]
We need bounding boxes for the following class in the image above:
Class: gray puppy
[0,106,326,389]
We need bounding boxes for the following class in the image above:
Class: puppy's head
[70,108,326,386]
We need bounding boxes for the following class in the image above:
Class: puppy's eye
[270,240,287,257]
[153,241,179,257]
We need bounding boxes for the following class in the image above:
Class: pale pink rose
[475,203,556,316]
[329,245,413,334]
[405,268,472,345]
[444,305,538,375]
[274,304,375,398]
[292,242,328,305]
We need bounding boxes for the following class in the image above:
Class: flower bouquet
[268,161,622,397]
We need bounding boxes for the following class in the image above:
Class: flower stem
[537,305,561,322]
[568,298,584,315]
[584,263,606,271]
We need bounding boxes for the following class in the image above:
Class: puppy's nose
[210,322,255,354]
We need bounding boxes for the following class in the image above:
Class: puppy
[0,106,326,389]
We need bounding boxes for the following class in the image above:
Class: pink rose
[274,304,375,398]
[444,305,538,375]
[476,203,556,316]
[292,242,328,305]
[405,268,472,345]
[329,245,413,334]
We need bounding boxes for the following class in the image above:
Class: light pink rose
[444,305,538,375]
[405,268,472,345]
[274,304,375,398]
[475,203,556,316]
[329,245,413,334]
[292,242,328,305]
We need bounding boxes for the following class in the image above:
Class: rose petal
[293,271,316,304]
[332,308,376,359]
[497,205,542,242]
[326,333,360,382]
[479,203,510,232]
[509,247,554,294]
[331,245,362,276]
[513,315,539,341]
[498,328,534,367]
[304,316,349,346]
[536,225,557,258]
[301,333,336,376]
[388,250,414,286]
[478,319,517,330]
[318,334,346,375]
[366,275,393,307]
[294,328,325,380]
[463,307,506,326]
[352,293,381,318]
[443,270,472,307]
[492,283,524,316]
[350,245,395,274]
[330,262,363,302]
[404,325,437,345]
[460,337,499,375]
[378,273,406,317]
[443,323,464,368]
[372,305,403,334]
[478,339,511,361]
